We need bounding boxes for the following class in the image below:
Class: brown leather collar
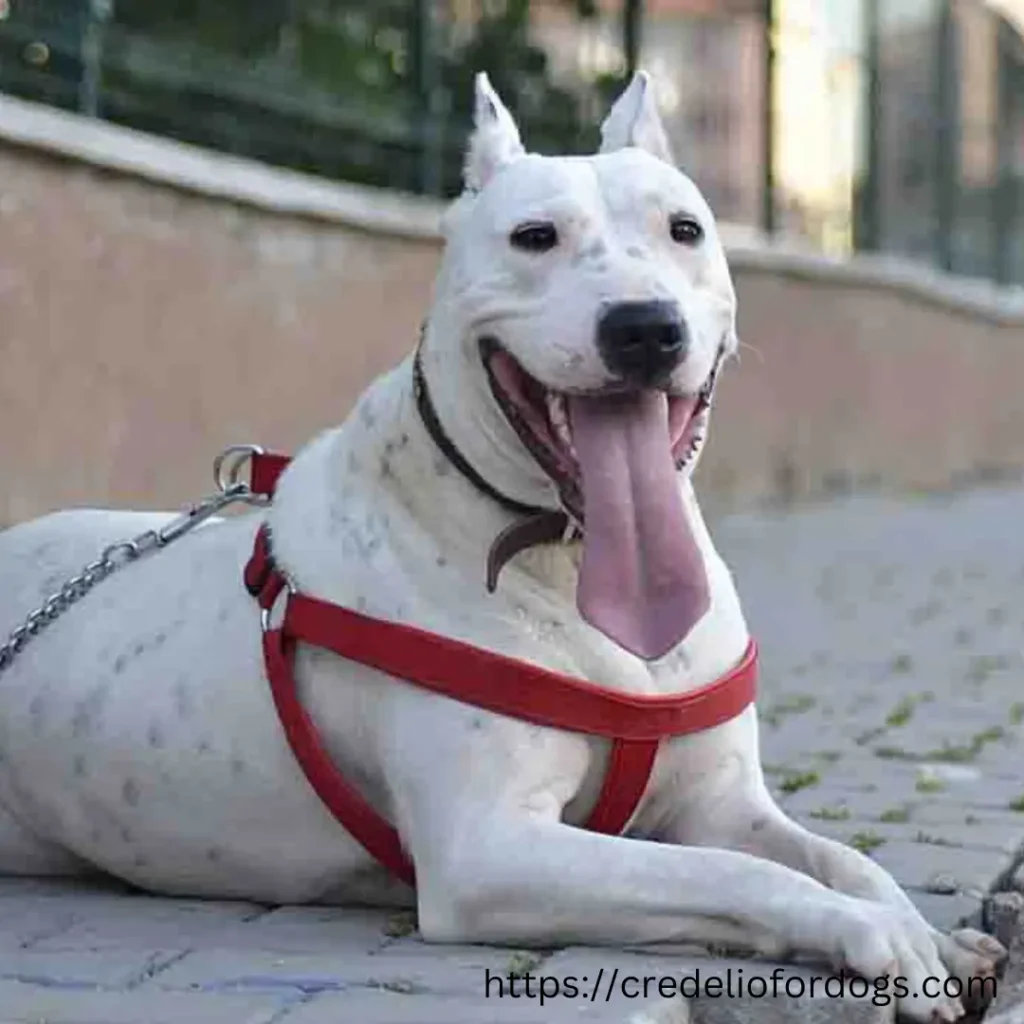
[411,332,727,592]
[412,339,576,592]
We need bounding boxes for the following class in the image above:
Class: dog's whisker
[737,339,764,365]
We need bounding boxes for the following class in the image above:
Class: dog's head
[424,72,739,661]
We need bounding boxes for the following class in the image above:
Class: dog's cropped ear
[464,72,525,193]
[599,70,674,165]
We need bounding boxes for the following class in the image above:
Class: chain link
[0,447,270,677]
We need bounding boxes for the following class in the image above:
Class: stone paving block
[141,941,525,996]
[870,839,1015,894]
[851,729,1018,767]
[543,945,713,980]
[503,946,665,1016]
[692,989,894,1024]
[882,802,1024,833]
[778,764,1024,814]
[276,987,622,1023]
[0,946,181,987]
[206,904,393,954]
[793,809,1020,855]
[0,979,290,1023]
[139,947,362,993]
[0,897,80,951]
[905,888,984,931]
[0,882,162,950]
[778,794,1024,843]
[629,988,893,1024]
[26,894,266,950]
[374,938,558,993]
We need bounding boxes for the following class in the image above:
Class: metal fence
[0,0,1021,286]
[853,0,1024,285]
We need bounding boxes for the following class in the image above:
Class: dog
[0,72,1003,1021]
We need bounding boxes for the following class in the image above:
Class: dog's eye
[669,215,704,246]
[509,222,558,253]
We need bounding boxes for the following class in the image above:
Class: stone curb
[2,92,1022,325]
[982,891,1024,1023]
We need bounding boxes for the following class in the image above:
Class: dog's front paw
[827,900,964,1023]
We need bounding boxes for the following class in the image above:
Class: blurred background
[1,0,1022,282]
[0,0,1022,525]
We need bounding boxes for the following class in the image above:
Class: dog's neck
[269,340,748,686]
[330,351,584,599]
[411,344,550,521]
[416,316,565,516]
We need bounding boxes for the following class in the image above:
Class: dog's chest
[269,423,755,838]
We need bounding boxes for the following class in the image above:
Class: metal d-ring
[213,444,266,495]
[259,573,297,634]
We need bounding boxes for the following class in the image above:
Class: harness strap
[250,453,292,499]
[584,738,660,835]
[243,523,275,597]
[243,450,757,887]
[278,586,756,741]
[263,627,416,886]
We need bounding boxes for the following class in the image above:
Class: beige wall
[705,264,1024,505]
[0,145,437,525]
[1,96,1022,526]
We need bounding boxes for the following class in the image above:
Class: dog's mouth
[481,337,720,660]
[481,339,713,513]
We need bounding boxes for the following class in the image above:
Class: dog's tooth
[546,391,562,423]
[546,393,573,451]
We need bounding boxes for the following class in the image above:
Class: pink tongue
[568,391,709,660]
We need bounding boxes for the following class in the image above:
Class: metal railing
[852,0,1024,285]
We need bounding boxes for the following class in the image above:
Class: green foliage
[91,0,619,195]
[113,0,292,58]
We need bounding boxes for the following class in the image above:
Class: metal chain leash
[0,445,271,677]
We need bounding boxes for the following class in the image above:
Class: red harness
[242,451,757,888]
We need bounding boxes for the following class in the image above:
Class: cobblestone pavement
[1,484,1023,1023]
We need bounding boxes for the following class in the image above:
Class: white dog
[0,72,1002,1021]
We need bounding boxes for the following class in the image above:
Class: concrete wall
[1,93,1022,526]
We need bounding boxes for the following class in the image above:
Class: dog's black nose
[596,300,689,388]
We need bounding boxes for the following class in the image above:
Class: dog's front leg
[412,810,961,1023]
[669,781,1005,998]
